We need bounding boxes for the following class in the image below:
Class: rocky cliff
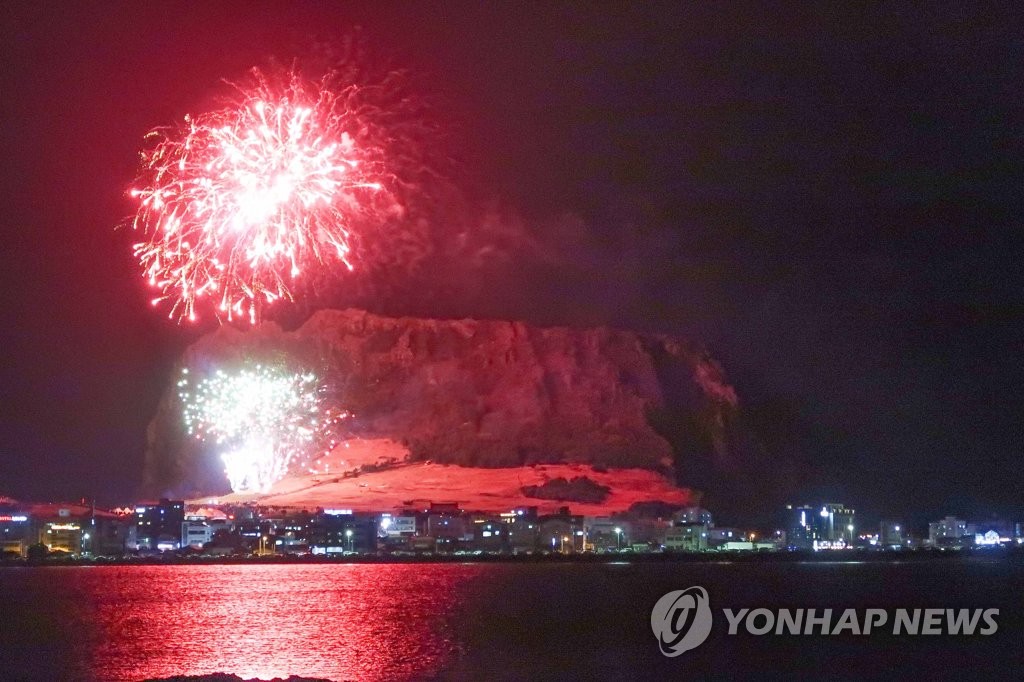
[142,308,740,497]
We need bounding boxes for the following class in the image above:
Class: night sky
[1,4,1021,528]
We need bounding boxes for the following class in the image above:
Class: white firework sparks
[178,364,321,493]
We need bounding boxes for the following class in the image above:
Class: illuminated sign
[384,516,416,536]
[975,531,1001,546]
[0,515,28,522]
[324,508,353,516]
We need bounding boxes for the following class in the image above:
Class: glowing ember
[178,364,338,493]
[130,67,394,324]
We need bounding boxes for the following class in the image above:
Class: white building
[181,521,215,548]
[928,516,974,547]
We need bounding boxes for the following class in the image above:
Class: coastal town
[2,495,1021,561]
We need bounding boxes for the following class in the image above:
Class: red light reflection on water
[81,564,487,681]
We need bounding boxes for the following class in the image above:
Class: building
[707,527,747,548]
[376,513,416,551]
[473,517,508,552]
[426,512,472,552]
[27,503,89,555]
[584,517,630,551]
[501,509,539,553]
[181,521,216,548]
[134,499,185,550]
[972,519,1013,546]
[24,502,131,557]
[538,513,584,553]
[674,507,713,526]
[974,529,1002,546]
[785,503,856,549]
[273,510,314,554]
[92,513,136,556]
[0,500,32,557]
[928,516,972,548]
[879,521,906,549]
[230,506,271,549]
[664,523,708,552]
[178,509,233,551]
[819,503,856,544]
[784,505,818,550]
[379,514,416,538]
[310,511,378,554]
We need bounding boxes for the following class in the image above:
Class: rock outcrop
[142,308,740,497]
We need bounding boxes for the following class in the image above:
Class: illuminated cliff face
[142,308,739,498]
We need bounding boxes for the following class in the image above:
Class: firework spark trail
[178,365,344,493]
[131,67,396,324]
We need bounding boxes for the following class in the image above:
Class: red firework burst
[130,67,396,324]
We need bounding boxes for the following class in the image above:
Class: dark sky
[1,3,1021,528]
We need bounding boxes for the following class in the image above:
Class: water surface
[1,558,1021,680]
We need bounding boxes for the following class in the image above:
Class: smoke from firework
[130,66,402,325]
[177,364,347,493]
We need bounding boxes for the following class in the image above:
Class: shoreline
[2,546,1019,567]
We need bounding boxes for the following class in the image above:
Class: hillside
[146,308,741,502]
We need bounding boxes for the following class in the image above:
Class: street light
[614,527,623,550]
[345,528,353,553]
